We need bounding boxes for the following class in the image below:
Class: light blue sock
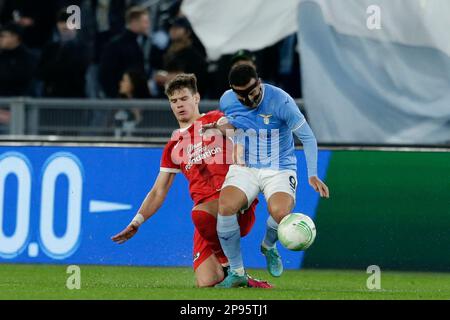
[217,214,244,275]
[262,215,279,249]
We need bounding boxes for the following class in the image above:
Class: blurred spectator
[237,44,277,89]
[210,35,302,99]
[37,9,89,97]
[114,68,151,137]
[150,0,183,50]
[0,107,10,131]
[154,16,207,97]
[119,68,151,99]
[208,49,257,98]
[0,0,59,50]
[90,0,129,64]
[0,1,5,16]
[0,23,36,96]
[230,49,257,69]
[98,6,163,98]
[155,0,182,29]
[278,34,301,98]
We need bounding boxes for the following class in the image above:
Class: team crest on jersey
[258,114,272,125]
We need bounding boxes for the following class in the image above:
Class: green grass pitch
[1,264,449,300]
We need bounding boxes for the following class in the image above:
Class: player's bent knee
[219,187,248,215]
[218,205,237,216]
[196,272,224,288]
[218,199,241,216]
[268,193,294,223]
[268,206,291,224]
[195,254,225,287]
[196,277,218,288]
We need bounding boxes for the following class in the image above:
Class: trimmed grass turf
[1,264,449,300]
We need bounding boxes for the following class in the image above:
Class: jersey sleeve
[275,89,318,177]
[206,110,225,122]
[219,92,229,113]
[292,122,318,178]
[219,92,240,128]
[277,91,306,131]
[160,142,181,173]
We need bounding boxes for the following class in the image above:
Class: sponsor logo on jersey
[185,144,223,170]
[193,252,200,262]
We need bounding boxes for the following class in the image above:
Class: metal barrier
[0,97,306,139]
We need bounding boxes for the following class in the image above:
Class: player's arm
[280,94,329,198]
[111,171,176,244]
[292,122,329,198]
[202,116,236,137]
[217,116,237,135]
[135,171,176,221]
[203,96,238,136]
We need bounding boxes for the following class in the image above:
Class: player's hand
[111,224,139,244]
[201,117,233,136]
[202,122,217,130]
[200,122,217,135]
[308,176,330,198]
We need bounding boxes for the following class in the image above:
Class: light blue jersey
[220,83,318,176]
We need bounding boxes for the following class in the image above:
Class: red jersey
[160,111,233,205]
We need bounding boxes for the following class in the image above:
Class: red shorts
[192,199,257,270]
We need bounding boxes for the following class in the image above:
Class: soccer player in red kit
[111,73,271,288]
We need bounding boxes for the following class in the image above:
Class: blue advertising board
[0,145,330,269]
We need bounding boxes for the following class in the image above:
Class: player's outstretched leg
[261,244,283,278]
[261,215,283,277]
[215,269,248,288]
[215,187,249,288]
[215,213,248,288]
[247,274,274,289]
[221,266,273,289]
[263,189,296,277]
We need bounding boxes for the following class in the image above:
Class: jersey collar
[178,113,206,133]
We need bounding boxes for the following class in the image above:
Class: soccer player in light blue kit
[212,64,330,288]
